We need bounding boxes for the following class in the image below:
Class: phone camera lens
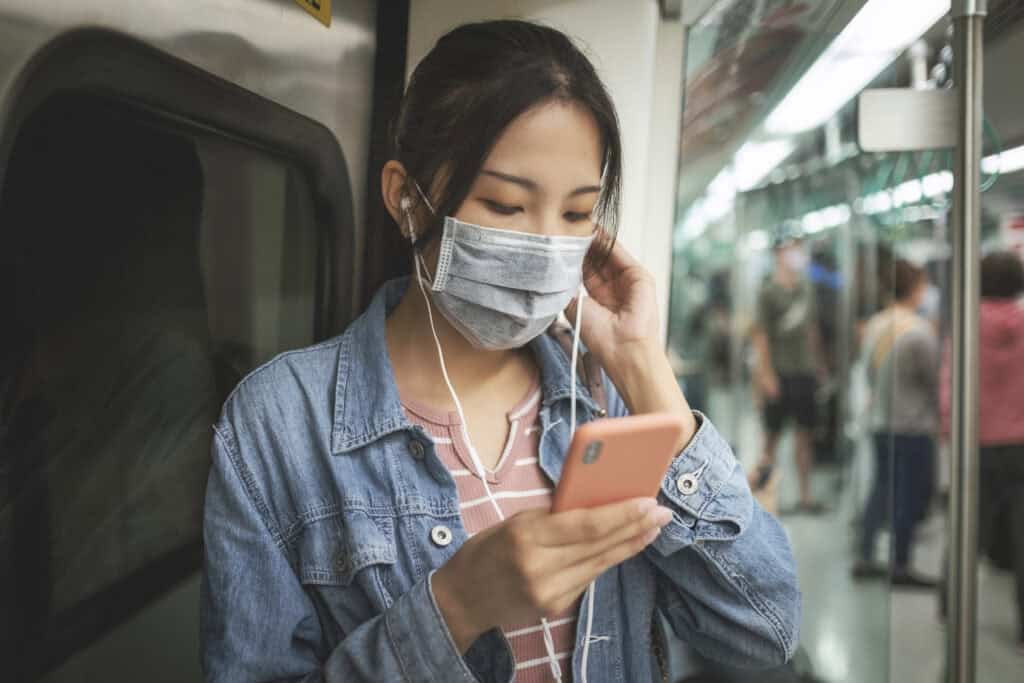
[582,441,603,464]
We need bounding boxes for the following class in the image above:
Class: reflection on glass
[669,2,1024,682]
[0,93,322,678]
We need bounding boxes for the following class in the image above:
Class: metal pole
[948,2,985,682]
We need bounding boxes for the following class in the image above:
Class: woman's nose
[534,207,571,236]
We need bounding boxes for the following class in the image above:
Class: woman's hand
[565,240,660,369]
[431,497,673,653]
[565,240,698,448]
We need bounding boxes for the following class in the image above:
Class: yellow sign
[293,0,331,27]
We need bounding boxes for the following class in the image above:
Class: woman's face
[454,100,604,238]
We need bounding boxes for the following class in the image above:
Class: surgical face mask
[421,216,594,349]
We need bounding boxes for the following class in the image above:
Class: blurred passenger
[807,245,843,466]
[706,269,734,385]
[853,260,938,588]
[940,251,1024,649]
[750,235,828,512]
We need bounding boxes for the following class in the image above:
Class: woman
[200,21,799,682]
[853,260,938,587]
[941,251,1024,651]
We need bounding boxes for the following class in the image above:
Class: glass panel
[670,2,1024,681]
[672,3,900,682]
[0,93,323,679]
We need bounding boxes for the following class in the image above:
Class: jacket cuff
[383,570,482,681]
[650,412,750,555]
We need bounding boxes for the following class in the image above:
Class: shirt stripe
[505,616,576,638]
[458,488,553,510]
[515,651,572,670]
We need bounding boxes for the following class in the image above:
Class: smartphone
[551,413,686,513]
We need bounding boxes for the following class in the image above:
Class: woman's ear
[381,160,409,230]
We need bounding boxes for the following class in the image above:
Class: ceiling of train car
[677,0,1024,218]
[981,6,1024,221]
[675,0,865,208]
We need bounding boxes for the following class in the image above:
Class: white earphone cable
[570,286,597,683]
[408,205,563,681]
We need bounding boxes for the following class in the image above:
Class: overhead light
[764,0,950,135]
[922,171,954,197]
[892,179,924,207]
[734,140,796,191]
[801,203,852,234]
[746,229,770,251]
[982,145,1024,175]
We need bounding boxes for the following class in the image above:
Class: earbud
[400,195,417,244]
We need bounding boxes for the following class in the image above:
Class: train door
[0,30,361,682]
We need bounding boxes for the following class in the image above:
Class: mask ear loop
[404,192,564,682]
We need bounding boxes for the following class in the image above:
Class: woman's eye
[482,199,521,215]
[564,211,592,223]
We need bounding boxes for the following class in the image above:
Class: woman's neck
[384,280,536,410]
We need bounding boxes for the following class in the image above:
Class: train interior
[0,1,1022,681]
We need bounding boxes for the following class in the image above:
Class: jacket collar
[331,276,599,454]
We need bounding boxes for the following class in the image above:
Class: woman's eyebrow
[481,169,536,190]
[480,168,601,197]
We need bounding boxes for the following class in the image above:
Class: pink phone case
[551,413,686,512]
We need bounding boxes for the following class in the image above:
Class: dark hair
[391,20,622,259]
[981,251,1024,299]
[891,259,924,302]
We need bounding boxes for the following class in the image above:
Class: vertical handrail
[948,1,986,682]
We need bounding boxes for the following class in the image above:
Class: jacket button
[676,473,698,496]
[408,438,426,460]
[430,525,453,547]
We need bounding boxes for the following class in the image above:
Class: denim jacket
[200,277,800,682]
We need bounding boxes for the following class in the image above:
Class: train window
[0,92,327,679]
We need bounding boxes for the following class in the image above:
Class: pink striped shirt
[401,378,578,682]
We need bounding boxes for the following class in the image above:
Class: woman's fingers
[543,526,662,610]
[584,238,638,286]
[528,500,673,572]
[557,506,671,567]
[583,242,655,317]
[533,498,659,546]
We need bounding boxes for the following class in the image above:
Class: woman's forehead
[482,100,603,190]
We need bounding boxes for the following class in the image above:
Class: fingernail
[635,498,657,515]
[644,527,661,544]
[649,506,674,526]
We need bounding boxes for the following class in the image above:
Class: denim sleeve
[603,380,801,669]
[200,425,483,683]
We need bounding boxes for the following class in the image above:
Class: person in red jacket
[941,250,1024,652]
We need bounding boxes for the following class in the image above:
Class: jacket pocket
[296,508,398,639]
